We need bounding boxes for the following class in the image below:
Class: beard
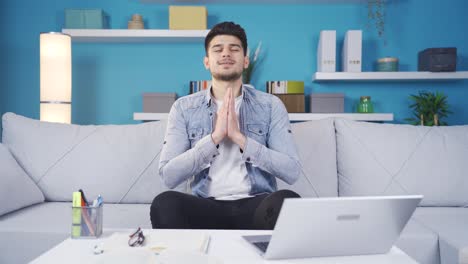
[211,69,243,82]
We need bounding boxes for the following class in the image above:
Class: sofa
[1,112,467,264]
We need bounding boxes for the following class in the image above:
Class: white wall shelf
[62,29,209,42]
[134,112,393,121]
[313,71,468,82]
[140,0,367,3]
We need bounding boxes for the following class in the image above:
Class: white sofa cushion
[335,119,468,206]
[2,112,178,204]
[396,218,440,264]
[0,202,152,233]
[277,119,338,197]
[412,207,468,264]
[0,143,44,216]
[0,202,152,264]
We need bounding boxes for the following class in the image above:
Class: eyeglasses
[128,227,145,247]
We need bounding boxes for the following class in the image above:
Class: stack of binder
[266,81,305,113]
[342,30,362,72]
[317,30,336,72]
[316,29,363,73]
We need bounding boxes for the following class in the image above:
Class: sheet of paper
[95,231,217,264]
[93,247,156,264]
[102,231,211,254]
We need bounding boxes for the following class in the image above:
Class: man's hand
[211,89,229,145]
[211,87,246,149]
[226,87,246,150]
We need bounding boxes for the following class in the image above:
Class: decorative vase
[377,57,399,72]
[357,96,374,113]
[128,14,144,29]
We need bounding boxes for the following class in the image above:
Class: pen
[97,195,103,206]
[91,195,102,207]
[78,189,95,236]
[79,189,89,206]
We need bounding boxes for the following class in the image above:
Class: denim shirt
[158,85,301,198]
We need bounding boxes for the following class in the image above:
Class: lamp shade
[40,32,72,123]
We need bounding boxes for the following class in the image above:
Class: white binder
[317,30,336,72]
[342,30,362,72]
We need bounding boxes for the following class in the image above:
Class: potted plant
[243,42,263,85]
[405,91,452,126]
[367,0,386,42]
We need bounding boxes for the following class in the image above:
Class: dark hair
[204,21,248,56]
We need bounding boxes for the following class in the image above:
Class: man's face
[204,35,249,82]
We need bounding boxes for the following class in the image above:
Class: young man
[150,21,301,230]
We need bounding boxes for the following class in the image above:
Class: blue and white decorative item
[377,57,399,72]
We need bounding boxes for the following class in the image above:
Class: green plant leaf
[406,90,451,126]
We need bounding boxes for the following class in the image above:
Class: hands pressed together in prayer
[211,87,246,150]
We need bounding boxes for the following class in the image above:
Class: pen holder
[71,204,103,239]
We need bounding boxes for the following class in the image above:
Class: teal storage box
[65,9,107,29]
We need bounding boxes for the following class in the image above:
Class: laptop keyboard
[253,241,270,253]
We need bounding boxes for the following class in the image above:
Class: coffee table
[31,229,418,264]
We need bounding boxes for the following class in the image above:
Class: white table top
[31,229,417,264]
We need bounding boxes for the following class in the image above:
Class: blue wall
[1,0,468,133]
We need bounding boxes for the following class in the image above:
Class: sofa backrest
[0,143,44,216]
[335,118,468,207]
[278,119,338,197]
[10,111,465,206]
[2,112,182,204]
[2,113,340,203]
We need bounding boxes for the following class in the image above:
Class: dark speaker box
[418,47,457,72]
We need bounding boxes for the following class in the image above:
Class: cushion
[0,202,151,263]
[335,119,468,206]
[0,143,44,216]
[412,207,468,264]
[2,112,182,204]
[277,119,338,197]
[0,202,152,233]
[396,218,440,264]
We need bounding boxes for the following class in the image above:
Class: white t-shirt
[206,92,252,200]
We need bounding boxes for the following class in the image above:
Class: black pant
[150,190,300,230]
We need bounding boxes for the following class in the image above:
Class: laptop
[243,195,423,260]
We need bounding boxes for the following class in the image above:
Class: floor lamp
[40,32,72,124]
